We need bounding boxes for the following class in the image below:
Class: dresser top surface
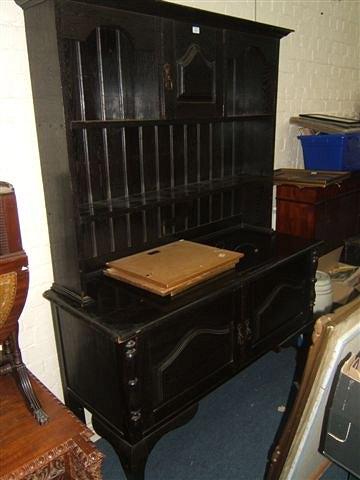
[46,228,320,342]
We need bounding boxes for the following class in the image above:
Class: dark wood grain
[276,173,360,253]
[52,0,282,275]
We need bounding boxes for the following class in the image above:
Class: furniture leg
[119,441,149,480]
[0,336,48,425]
[10,332,49,425]
[92,403,199,480]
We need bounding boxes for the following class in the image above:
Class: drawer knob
[131,410,141,422]
[128,377,138,387]
[126,348,136,359]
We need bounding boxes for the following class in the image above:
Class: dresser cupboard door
[236,253,311,361]
[161,19,223,118]
[145,294,234,419]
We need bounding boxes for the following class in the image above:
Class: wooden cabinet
[19,0,291,297]
[276,173,360,253]
[47,232,318,480]
[17,1,320,479]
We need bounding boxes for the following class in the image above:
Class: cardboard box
[318,247,360,305]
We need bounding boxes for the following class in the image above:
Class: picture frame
[267,297,360,480]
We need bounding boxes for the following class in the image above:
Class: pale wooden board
[105,262,236,296]
[105,240,244,296]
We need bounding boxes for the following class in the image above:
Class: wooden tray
[104,240,244,296]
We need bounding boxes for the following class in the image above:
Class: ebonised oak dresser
[16,1,321,478]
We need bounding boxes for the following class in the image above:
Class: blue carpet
[96,348,349,480]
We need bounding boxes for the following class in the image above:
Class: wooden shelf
[79,174,271,222]
[71,114,275,130]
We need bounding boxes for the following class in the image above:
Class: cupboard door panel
[146,294,234,413]
[236,253,311,359]
[177,44,215,102]
[163,20,223,118]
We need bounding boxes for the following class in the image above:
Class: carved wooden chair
[0,181,48,424]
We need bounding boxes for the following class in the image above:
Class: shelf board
[79,174,271,222]
[71,114,275,130]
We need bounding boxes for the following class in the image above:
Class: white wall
[0,2,61,399]
[1,0,359,399]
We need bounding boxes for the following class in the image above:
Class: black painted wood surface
[15,1,319,479]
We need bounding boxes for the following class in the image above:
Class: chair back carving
[0,182,28,344]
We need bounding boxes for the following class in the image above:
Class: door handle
[163,63,173,91]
